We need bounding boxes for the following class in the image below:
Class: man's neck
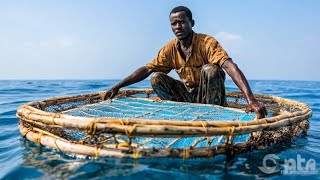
[178,32,193,48]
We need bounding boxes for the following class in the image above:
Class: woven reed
[17,89,312,158]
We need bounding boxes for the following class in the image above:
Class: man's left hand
[246,100,268,119]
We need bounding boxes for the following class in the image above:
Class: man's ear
[191,20,195,27]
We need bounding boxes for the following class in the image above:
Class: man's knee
[150,72,167,86]
[202,64,220,74]
[201,64,225,80]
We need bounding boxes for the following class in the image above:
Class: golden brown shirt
[146,32,230,87]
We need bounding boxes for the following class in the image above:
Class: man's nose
[175,23,182,29]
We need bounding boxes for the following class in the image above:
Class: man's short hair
[170,6,192,21]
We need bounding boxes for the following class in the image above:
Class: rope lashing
[37,132,43,144]
[229,126,235,136]
[50,114,58,125]
[127,124,138,138]
[133,149,140,159]
[117,141,131,148]
[95,145,102,158]
[200,121,208,135]
[86,119,102,135]
[226,126,235,144]
[22,127,32,137]
[118,119,130,136]
[183,148,190,159]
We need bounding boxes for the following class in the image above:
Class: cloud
[215,32,242,41]
[56,36,73,47]
[213,32,243,57]
[23,36,73,49]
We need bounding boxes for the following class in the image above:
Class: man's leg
[151,72,193,102]
[197,64,227,106]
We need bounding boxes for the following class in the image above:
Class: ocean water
[0,80,319,179]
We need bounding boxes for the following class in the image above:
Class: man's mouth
[176,31,184,36]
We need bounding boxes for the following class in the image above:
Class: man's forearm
[115,66,153,89]
[223,60,256,103]
[222,59,267,118]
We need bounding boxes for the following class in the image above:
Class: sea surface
[0,80,319,179]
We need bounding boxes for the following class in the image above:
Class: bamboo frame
[16,89,312,158]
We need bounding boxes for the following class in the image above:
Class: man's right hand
[103,66,153,100]
[104,86,120,100]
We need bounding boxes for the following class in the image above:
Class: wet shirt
[146,32,230,87]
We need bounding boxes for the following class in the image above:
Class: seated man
[105,6,267,119]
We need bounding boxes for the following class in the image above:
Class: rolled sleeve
[205,36,230,67]
[146,45,173,74]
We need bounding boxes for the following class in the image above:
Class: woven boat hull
[16,89,312,158]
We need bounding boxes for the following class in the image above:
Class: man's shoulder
[159,38,177,51]
[166,38,178,46]
[196,33,217,42]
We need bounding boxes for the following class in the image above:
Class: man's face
[170,11,193,40]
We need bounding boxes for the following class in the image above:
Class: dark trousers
[150,64,227,106]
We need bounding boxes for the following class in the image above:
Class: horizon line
[0,79,319,82]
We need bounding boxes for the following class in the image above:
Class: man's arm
[222,59,267,119]
[104,66,153,99]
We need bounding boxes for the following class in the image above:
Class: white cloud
[215,32,242,41]
[23,36,73,49]
[56,36,73,47]
[212,32,244,58]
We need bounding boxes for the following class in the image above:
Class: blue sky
[0,1,319,81]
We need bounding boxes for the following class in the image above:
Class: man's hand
[246,99,268,119]
[104,86,120,100]
[222,59,268,119]
[103,66,153,100]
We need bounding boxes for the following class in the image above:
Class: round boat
[16,89,312,159]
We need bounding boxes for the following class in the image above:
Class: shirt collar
[175,31,197,49]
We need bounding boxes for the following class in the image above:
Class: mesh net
[56,97,256,148]
[63,97,256,121]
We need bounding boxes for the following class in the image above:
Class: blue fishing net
[64,97,255,121]
[61,97,256,149]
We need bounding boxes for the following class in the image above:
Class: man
[105,6,267,119]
